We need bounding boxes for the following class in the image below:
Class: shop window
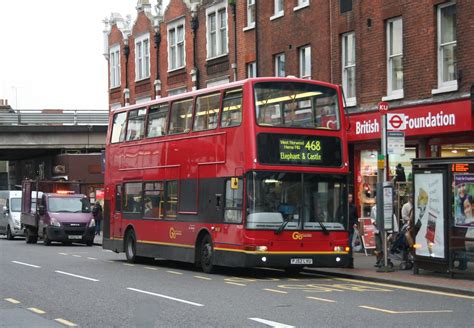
[359,150,377,217]
[441,143,474,157]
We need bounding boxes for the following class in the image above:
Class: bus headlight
[334,246,348,252]
[88,219,96,228]
[256,246,268,252]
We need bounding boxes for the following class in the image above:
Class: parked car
[0,190,24,239]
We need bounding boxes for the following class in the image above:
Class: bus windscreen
[254,82,340,130]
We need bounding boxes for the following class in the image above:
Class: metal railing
[0,110,109,126]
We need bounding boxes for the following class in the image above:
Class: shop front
[347,98,474,220]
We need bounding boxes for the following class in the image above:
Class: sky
[0,0,164,111]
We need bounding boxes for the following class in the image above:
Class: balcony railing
[0,110,109,126]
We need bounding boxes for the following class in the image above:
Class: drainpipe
[123,39,130,106]
[255,1,259,77]
[191,10,200,90]
[230,1,237,81]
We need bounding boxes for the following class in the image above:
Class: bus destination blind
[257,133,342,167]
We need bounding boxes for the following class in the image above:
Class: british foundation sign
[348,99,472,141]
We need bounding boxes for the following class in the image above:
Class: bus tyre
[6,225,14,240]
[25,228,37,244]
[200,234,215,274]
[125,231,139,263]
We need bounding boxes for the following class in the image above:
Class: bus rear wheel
[125,230,145,263]
[200,234,215,274]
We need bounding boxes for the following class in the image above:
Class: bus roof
[110,77,341,114]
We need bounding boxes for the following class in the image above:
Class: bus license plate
[68,235,82,240]
[290,258,313,265]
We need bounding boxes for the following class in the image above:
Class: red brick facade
[105,0,473,113]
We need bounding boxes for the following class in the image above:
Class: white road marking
[359,305,453,314]
[127,287,204,307]
[307,296,337,303]
[28,307,46,314]
[55,271,99,282]
[4,298,20,304]
[102,250,113,252]
[226,282,246,286]
[166,270,183,275]
[144,266,158,271]
[194,275,212,280]
[263,288,288,294]
[55,318,78,327]
[87,257,98,260]
[249,318,295,328]
[72,255,82,258]
[11,261,40,268]
[58,253,68,256]
[123,263,135,267]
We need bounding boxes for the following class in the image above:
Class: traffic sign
[387,113,406,130]
[387,131,405,155]
[378,101,389,112]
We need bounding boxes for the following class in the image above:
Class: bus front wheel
[200,235,215,274]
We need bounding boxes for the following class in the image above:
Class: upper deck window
[111,112,127,143]
[194,93,220,131]
[126,108,146,141]
[254,82,340,130]
[147,104,168,138]
[221,88,243,128]
[169,98,193,134]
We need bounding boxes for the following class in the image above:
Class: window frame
[245,0,256,30]
[271,0,285,20]
[109,44,121,89]
[294,0,309,11]
[247,62,257,78]
[385,17,404,100]
[342,32,356,107]
[299,45,311,79]
[111,111,127,144]
[134,33,150,81]
[167,18,186,72]
[168,98,194,135]
[206,2,228,60]
[125,108,147,142]
[274,53,286,77]
[433,1,458,94]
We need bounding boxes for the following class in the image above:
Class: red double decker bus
[103,77,351,273]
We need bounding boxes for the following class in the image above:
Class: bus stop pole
[377,111,392,271]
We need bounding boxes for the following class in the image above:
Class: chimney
[0,99,3,106]
[5,99,7,106]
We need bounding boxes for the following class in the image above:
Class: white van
[0,190,24,239]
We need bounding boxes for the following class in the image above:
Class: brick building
[103,0,474,216]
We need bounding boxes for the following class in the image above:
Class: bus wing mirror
[38,205,45,216]
[2,206,8,214]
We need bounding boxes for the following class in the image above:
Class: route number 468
[305,140,321,151]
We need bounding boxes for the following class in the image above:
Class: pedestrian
[394,163,406,183]
[92,201,103,236]
[371,205,383,267]
[401,195,413,224]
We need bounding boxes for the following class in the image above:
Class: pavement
[92,234,474,296]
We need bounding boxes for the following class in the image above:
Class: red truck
[20,180,95,246]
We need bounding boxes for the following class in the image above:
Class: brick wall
[107,0,474,112]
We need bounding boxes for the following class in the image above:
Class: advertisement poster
[358,217,376,250]
[414,173,445,259]
[453,174,474,228]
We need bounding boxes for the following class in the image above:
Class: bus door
[112,184,123,238]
